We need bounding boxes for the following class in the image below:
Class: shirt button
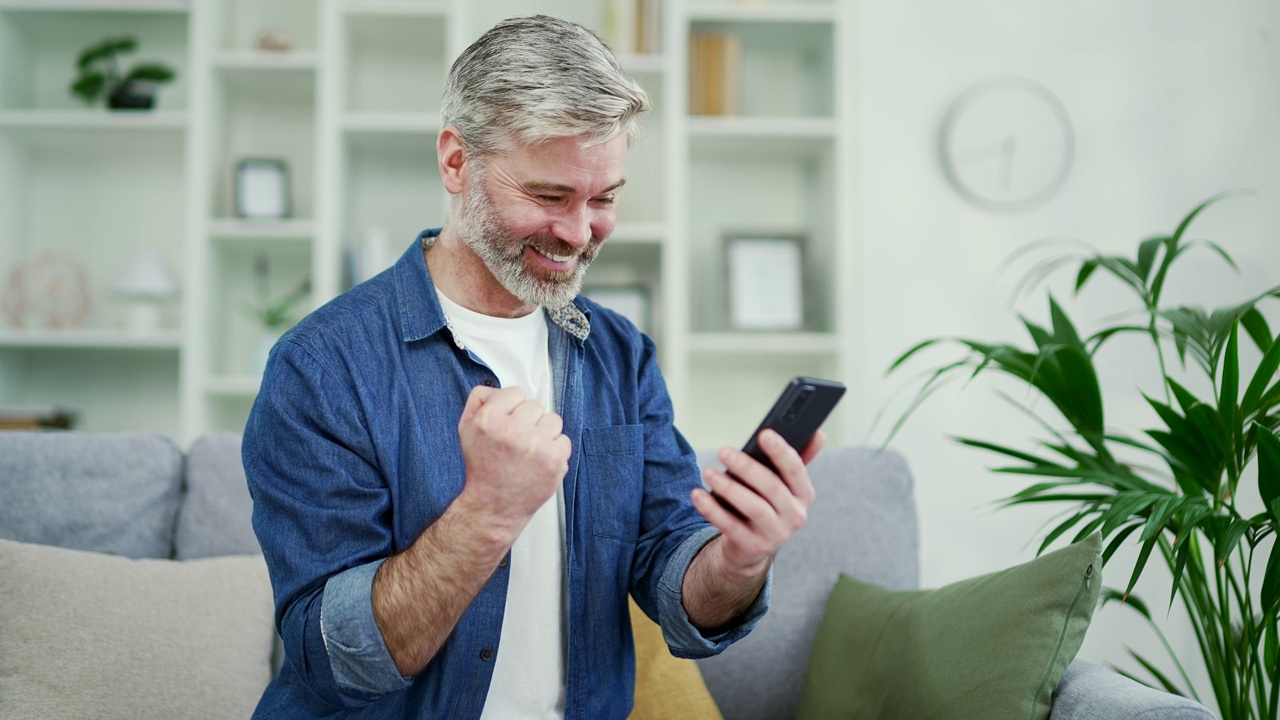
[482,378,494,387]
[498,554,509,568]
[480,648,494,661]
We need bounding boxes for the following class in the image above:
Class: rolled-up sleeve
[321,559,411,695]
[655,526,772,657]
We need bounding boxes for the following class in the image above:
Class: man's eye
[593,196,617,206]
[537,195,563,203]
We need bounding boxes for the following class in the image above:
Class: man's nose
[553,204,592,248]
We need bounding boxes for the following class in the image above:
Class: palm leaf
[1127,646,1189,696]
[1242,307,1273,355]
[1214,518,1253,569]
[1244,329,1280,416]
[1123,534,1160,602]
[1259,426,1280,525]
[1264,538,1280,627]
[1219,318,1239,434]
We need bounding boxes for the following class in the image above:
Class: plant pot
[108,81,156,111]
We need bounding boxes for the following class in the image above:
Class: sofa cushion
[0,431,183,558]
[176,431,261,560]
[628,597,723,719]
[1050,659,1215,719]
[797,533,1102,720]
[694,447,920,720]
[0,538,275,720]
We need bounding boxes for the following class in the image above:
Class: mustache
[521,234,604,261]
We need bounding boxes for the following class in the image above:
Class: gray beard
[454,176,596,310]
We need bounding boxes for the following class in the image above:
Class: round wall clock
[939,75,1075,212]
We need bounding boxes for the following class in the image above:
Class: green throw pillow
[798,533,1102,720]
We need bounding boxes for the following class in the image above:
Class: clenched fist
[456,385,571,537]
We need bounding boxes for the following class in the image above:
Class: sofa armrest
[1049,660,1215,720]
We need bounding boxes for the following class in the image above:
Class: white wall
[857,0,1280,701]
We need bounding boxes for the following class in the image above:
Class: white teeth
[532,247,574,263]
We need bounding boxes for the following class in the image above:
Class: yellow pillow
[628,597,724,720]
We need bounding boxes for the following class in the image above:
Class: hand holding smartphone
[711,376,845,516]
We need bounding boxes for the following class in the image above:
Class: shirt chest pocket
[581,424,645,543]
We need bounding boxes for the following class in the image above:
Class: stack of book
[688,30,742,116]
[0,405,77,431]
[605,0,663,55]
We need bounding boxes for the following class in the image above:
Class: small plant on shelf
[243,253,311,333]
[69,36,177,110]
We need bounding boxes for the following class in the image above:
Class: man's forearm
[371,494,517,676]
[680,535,770,633]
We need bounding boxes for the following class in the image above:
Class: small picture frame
[582,284,652,335]
[235,158,291,219]
[724,232,806,331]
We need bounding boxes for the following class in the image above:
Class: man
[244,15,824,719]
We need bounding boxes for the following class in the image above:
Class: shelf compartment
[213,0,317,53]
[208,63,316,220]
[0,127,187,331]
[0,344,181,433]
[0,8,190,111]
[343,10,449,115]
[687,16,834,119]
[208,239,312,378]
[686,143,839,335]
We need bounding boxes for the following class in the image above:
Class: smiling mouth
[530,245,576,263]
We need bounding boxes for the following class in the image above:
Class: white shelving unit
[0,0,857,447]
[0,1,191,433]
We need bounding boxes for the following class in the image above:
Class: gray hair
[441,15,652,157]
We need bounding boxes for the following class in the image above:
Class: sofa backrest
[175,432,259,560]
[694,446,920,720]
[0,432,184,559]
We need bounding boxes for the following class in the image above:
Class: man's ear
[437,125,469,195]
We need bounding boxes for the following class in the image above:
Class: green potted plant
[887,193,1279,719]
[243,253,310,375]
[70,36,176,110]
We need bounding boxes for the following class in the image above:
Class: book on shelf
[689,30,742,116]
[604,0,662,55]
[0,405,77,431]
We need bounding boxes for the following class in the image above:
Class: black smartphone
[712,376,846,515]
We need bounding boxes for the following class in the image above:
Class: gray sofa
[0,431,1214,719]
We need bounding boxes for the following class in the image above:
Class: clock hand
[1000,136,1016,191]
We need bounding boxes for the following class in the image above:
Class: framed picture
[582,284,652,335]
[724,232,806,331]
[235,158,291,219]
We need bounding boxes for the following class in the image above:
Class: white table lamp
[112,251,178,334]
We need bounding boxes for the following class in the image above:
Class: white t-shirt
[436,289,566,720]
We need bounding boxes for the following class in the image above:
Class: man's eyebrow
[522,179,627,195]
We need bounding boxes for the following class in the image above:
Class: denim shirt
[243,229,770,719]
